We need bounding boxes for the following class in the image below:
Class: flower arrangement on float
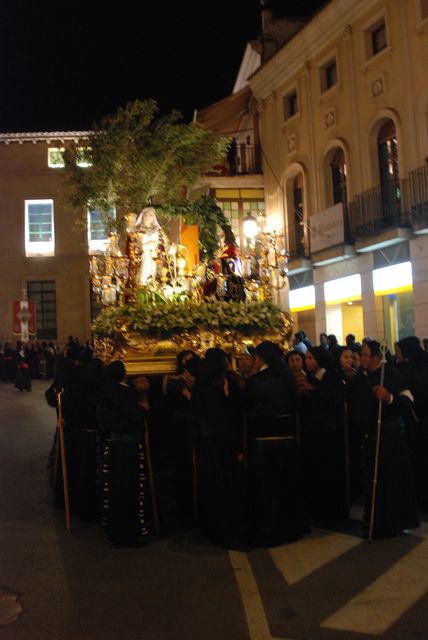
[92,299,287,340]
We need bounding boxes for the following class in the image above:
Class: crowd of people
[0,336,93,390]
[43,329,428,550]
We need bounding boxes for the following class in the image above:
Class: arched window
[377,120,401,219]
[330,148,347,204]
[293,173,306,256]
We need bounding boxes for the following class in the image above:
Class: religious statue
[220,226,246,302]
[136,207,161,286]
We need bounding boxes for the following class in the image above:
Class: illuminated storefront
[372,261,414,346]
[324,274,364,344]
[289,284,316,340]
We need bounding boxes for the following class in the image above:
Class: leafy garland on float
[92,300,285,340]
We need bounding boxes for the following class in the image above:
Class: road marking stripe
[321,539,428,635]
[269,530,361,586]
[229,550,274,640]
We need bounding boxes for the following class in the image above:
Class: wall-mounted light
[243,213,258,239]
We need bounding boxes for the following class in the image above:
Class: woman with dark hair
[395,336,428,511]
[334,346,356,382]
[299,346,348,524]
[244,341,308,546]
[348,340,419,537]
[97,360,148,547]
[192,348,246,548]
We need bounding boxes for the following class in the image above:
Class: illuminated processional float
[90,205,293,375]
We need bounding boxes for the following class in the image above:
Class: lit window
[76,147,92,168]
[25,200,55,257]
[48,148,65,168]
[283,90,298,121]
[88,206,116,253]
[216,200,265,254]
[320,59,338,93]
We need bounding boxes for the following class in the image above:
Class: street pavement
[1,380,428,640]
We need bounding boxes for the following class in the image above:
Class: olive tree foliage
[63,99,230,233]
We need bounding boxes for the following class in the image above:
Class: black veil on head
[255,341,283,372]
[105,360,126,383]
[308,346,335,371]
[397,336,426,363]
[199,348,228,384]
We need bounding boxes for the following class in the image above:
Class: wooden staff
[242,411,248,472]
[368,341,387,542]
[343,398,351,514]
[56,391,72,533]
[144,418,159,535]
[192,421,198,525]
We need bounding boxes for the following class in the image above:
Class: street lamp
[243,212,259,239]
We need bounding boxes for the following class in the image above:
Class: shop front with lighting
[372,260,414,347]
[288,274,316,340]
[323,274,364,345]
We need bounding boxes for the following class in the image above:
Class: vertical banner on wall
[12,297,36,342]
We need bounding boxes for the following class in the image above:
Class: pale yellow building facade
[249,0,428,345]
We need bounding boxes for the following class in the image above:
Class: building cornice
[0,131,91,145]
[249,0,382,100]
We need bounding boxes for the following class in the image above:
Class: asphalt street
[1,380,428,640]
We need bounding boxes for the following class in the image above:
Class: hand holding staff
[368,340,387,542]
[56,391,72,533]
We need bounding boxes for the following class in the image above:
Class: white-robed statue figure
[136,207,161,286]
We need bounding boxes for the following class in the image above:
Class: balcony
[348,181,412,252]
[409,163,428,235]
[206,144,263,177]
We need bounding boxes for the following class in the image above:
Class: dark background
[0,0,325,131]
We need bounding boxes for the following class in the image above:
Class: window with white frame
[48,148,65,168]
[25,200,55,257]
[88,206,116,253]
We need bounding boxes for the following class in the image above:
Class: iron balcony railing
[409,163,428,230]
[348,181,410,239]
[206,144,263,176]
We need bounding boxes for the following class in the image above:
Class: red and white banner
[12,300,36,341]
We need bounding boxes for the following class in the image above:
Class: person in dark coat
[333,346,363,505]
[348,340,420,537]
[15,346,31,391]
[395,336,428,511]
[244,341,309,547]
[97,360,148,547]
[61,357,104,523]
[191,348,246,548]
[299,346,348,524]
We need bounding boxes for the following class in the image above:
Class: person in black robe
[299,347,348,524]
[191,348,246,548]
[97,360,148,547]
[61,357,104,523]
[395,336,428,512]
[348,340,420,537]
[15,346,31,391]
[244,341,309,547]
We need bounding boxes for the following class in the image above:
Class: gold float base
[94,313,293,376]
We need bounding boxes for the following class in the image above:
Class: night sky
[0,0,325,132]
